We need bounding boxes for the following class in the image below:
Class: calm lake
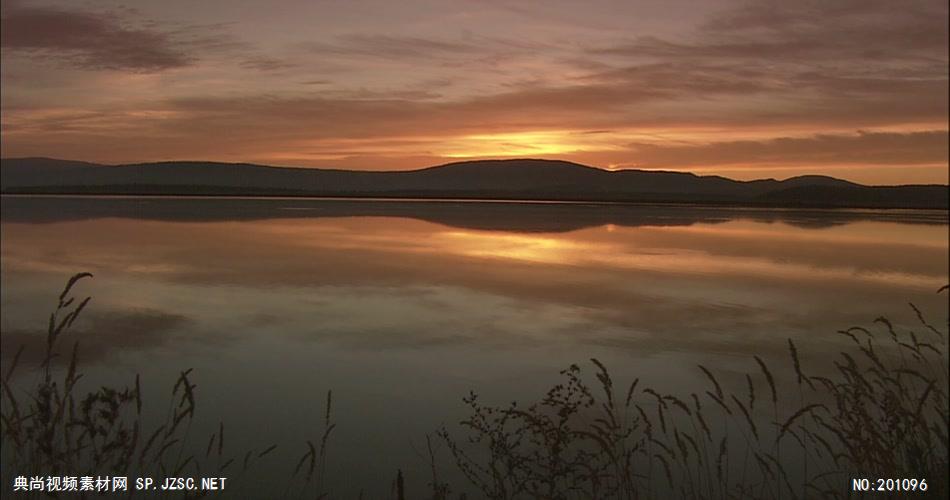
[1,196,948,496]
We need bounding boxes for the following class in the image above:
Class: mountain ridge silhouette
[1,157,946,209]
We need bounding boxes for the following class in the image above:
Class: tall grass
[1,273,334,499]
[439,287,949,499]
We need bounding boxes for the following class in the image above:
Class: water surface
[2,196,947,495]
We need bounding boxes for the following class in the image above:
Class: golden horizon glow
[441,131,589,158]
[435,130,657,159]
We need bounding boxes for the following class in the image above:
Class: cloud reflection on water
[1,198,946,366]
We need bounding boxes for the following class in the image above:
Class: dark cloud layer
[0,5,190,71]
[598,0,948,62]
[585,0,949,130]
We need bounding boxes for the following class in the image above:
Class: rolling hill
[1,157,946,209]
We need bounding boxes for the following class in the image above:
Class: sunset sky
[1,0,947,184]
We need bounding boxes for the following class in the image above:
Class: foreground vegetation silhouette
[0,274,333,499]
[436,304,948,499]
[2,274,947,499]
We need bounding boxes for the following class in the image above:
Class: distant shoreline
[2,190,947,211]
